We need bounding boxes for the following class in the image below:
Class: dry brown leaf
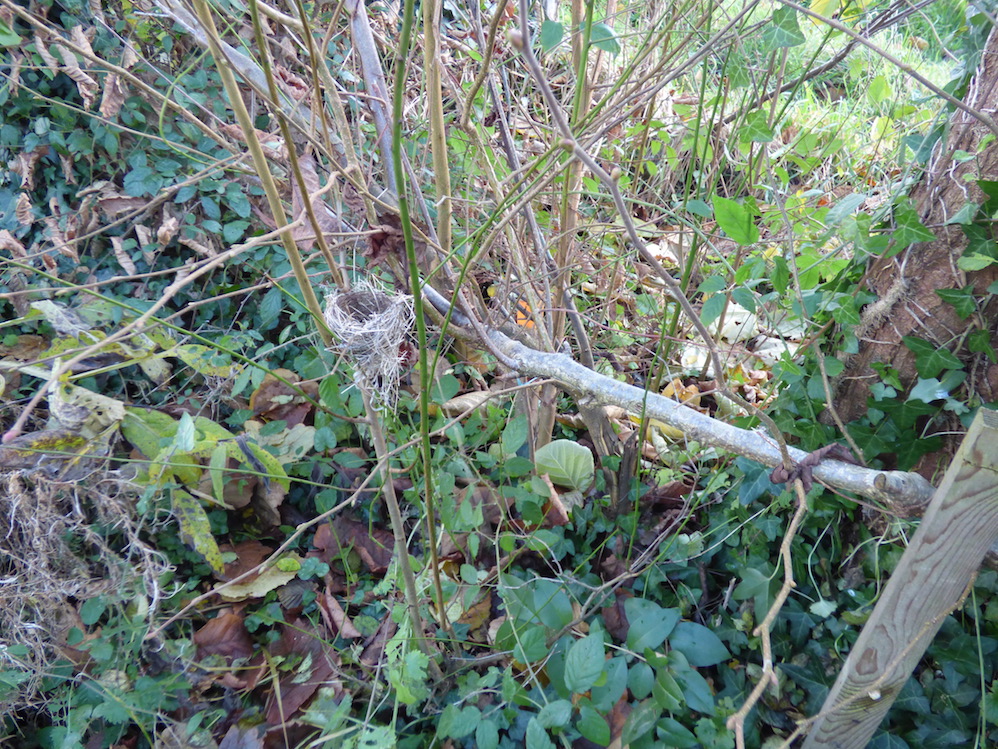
[218,724,264,749]
[318,588,362,639]
[264,619,341,725]
[55,43,98,109]
[15,148,46,191]
[157,215,179,245]
[98,193,146,216]
[248,369,317,427]
[312,518,394,575]
[193,612,254,662]
[15,192,32,227]
[601,590,631,643]
[217,540,274,582]
[99,73,128,119]
[110,236,136,275]
[0,230,27,258]
[360,612,397,667]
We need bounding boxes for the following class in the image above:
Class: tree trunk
[832,26,998,478]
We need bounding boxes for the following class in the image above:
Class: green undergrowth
[0,0,997,748]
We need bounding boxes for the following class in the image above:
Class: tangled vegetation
[0,0,996,747]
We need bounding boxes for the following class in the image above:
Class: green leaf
[476,719,500,749]
[825,193,867,226]
[591,657,627,711]
[672,659,716,715]
[739,109,775,143]
[657,717,698,747]
[540,20,564,51]
[513,626,550,663]
[80,596,106,626]
[123,407,177,458]
[526,717,554,749]
[174,344,237,378]
[564,633,605,694]
[588,22,620,55]
[810,599,838,618]
[628,662,655,699]
[172,491,224,574]
[700,294,727,327]
[621,700,660,745]
[668,621,730,667]
[259,287,284,328]
[537,699,572,728]
[712,197,759,245]
[222,220,250,243]
[174,412,196,452]
[945,201,979,225]
[892,200,936,246]
[958,253,997,272]
[684,199,712,217]
[577,706,610,745]
[653,668,683,712]
[209,442,228,504]
[935,286,976,319]
[730,287,756,313]
[969,329,998,363]
[901,336,963,378]
[534,439,595,491]
[624,598,680,651]
[0,19,22,47]
[867,75,891,106]
[761,7,805,50]
[501,414,529,457]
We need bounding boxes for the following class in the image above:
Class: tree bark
[833,26,998,475]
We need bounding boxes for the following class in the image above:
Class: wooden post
[802,408,998,747]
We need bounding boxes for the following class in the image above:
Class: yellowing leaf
[173,491,224,574]
[214,555,302,600]
[173,344,241,378]
[809,0,838,19]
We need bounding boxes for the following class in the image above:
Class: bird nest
[322,282,414,409]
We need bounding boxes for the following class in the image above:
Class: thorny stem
[512,0,793,471]
[392,0,453,652]
[362,390,443,679]
[193,0,330,346]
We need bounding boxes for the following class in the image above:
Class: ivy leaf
[902,336,963,378]
[564,633,605,693]
[935,286,976,319]
[892,200,936,246]
[476,720,500,749]
[712,196,759,245]
[739,109,775,143]
[761,7,804,50]
[958,253,997,272]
